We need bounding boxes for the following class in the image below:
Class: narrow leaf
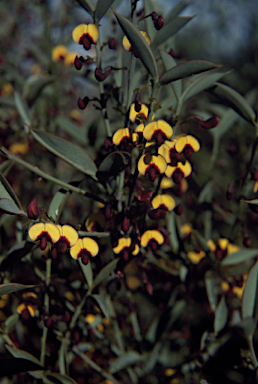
[5,345,42,366]
[93,258,119,289]
[0,172,22,209]
[94,0,114,22]
[0,198,27,216]
[3,314,19,334]
[90,294,109,318]
[152,16,194,47]
[75,0,95,16]
[14,92,31,132]
[242,260,258,320]
[214,296,228,336]
[23,75,56,106]
[46,373,78,384]
[160,60,223,85]
[55,117,88,145]
[209,82,257,126]
[243,199,258,205]
[31,129,97,177]
[180,71,227,105]
[78,258,93,289]
[97,151,130,182]
[166,0,190,20]
[48,188,71,222]
[159,50,182,99]
[221,249,258,266]
[110,351,143,374]
[0,283,35,296]
[113,10,159,80]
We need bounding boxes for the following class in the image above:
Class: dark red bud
[105,205,111,220]
[95,66,112,82]
[82,35,92,50]
[81,254,89,265]
[151,11,158,21]
[149,167,157,182]
[173,169,183,184]
[108,37,117,50]
[104,137,111,150]
[134,92,141,112]
[21,308,30,320]
[197,115,220,129]
[122,217,130,233]
[78,96,89,110]
[123,249,129,260]
[174,204,183,215]
[51,247,57,259]
[150,240,158,251]
[154,15,164,30]
[183,146,193,160]
[27,198,39,219]
[74,55,83,70]
[40,236,47,251]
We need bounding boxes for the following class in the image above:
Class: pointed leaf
[5,345,42,366]
[152,16,194,47]
[48,188,71,222]
[160,60,223,85]
[94,0,114,22]
[166,0,190,20]
[97,151,130,182]
[0,198,27,216]
[0,283,35,296]
[0,172,22,209]
[159,50,182,99]
[78,258,93,289]
[4,314,19,334]
[221,249,258,266]
[90,294,109,318]
[113,10,159,80]
[110,351,143,374]
[23,75,56,106]
[46,373,77,384]
[209,82,257,126]
[55,117,88,145]
[242,260,258,320]
[75,0,95,16]
[144,0,157,42]
[93,258,119,289]
[14,92,31,132]
[243,199,258,205]
[214,296,228,336]
[180,71,227,105]
[31,129,97,177]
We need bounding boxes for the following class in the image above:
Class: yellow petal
[87,24,99,43]
[129,103,148,123]
[207,239,216,252]
[122,35,131,51]
[175,135,200,153]
[72,24,88,43]
[141,230,164,247]
[160,177,174,189]
[17,303,26,314]
[113,237,131,254]
[70,239,83,260]
[140,31,151,45]
[132,243,140,256]
[64,52,77,66]
[227,243,240,254]
[27,304,35,317]
[28,223,45,242]
[152,155,167,174]
[82,237,99,257]
[85,313,96,324]
[44,223,61,243]
[135,123,144,133]
[60,225,79,247]
[178,161,192,177]
[143,120,173,141]
[218,238,229,250]
[187,251,205,264]
[181,223,192,236]
[151,194,176,211]
[113,128,130,146]
[52,45,68,62]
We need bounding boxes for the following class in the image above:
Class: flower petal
[87,24,99,43]
[175,135,200,153]
[113,128,130,146]
[52,45,68,62]
[61,225,79,247]
[113,237,131,254]
[28,223,45,242]
[72,24,88,43]
[129,103,148,123]
[143,120,173,141]
[82,237,99,257]
[45,223,61,243]
[151,194,176,211]
[141,230,164,247]
[70,239,83,260]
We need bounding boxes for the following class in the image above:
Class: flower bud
[108,37,117,50]
[78,96,89,110]
[74,55,83,70]
[95,66,112,82]
[154,15,164,30]
[174,204,183,215]
[27,198,39,219]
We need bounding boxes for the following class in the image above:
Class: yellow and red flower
[187,250,206,264]
[138,154,167,181]
[129,103,148,123]
[165,161,192,184]
[175,135,200,159]
[52,45,68,62]
[17,303,35,319]
[28,223,61,250]
[151,194,176,211]
[113,237,139,260]
[158,140,181,166]
[72,24,99,50]
[70,237,99,265]
[143,120,173,145]
[53,225,79,255]
[112,128,138,148]
[122,31,150,52]
[141,229,164,250]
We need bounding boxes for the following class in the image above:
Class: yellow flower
[29,223,61,250]
[187,250,206,264]
[123,31,150,51]
[151,194,176,211]
[9,141,29,156]
[143,120,173,144]
[72,24,99,50]
[113,237,139,259]
[129,103,148,123]
[175,135,200,159]
[138,154,167,181]
[141,230,164,248]
[70,237,99,265]
[165,161,192,183]
[52,45,68,62]
[64,52,77,66]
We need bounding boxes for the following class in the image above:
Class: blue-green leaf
[93,258,119,289]
[74,0,95,16]
[214,296,228,336]
[159,50,182,99]
[242,260,258,320]
[0,171,22,209]
[94,0,114,22]
[0,198,27,216]
[221,249,258,266]
[90,294,109,318]
[48,189,71,222]
[0,283,35,297]
[55,116,88,145]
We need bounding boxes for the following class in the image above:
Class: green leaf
[46,373,77,384]
[94,0,114,22]
[243,199,258,205]
[31,129,97,177]
[92,258,119,289]
[0,198,27,216]
[144,0,157,42]
[159,50,182,99]
[221,249,258,266]
[78,258,93,289]
[0,172,22,209]
[55,117,88,145]
[179,71,227,105]
[210,108,239,141]
[0,357,42,377]
[152,16,194,47]
[214,296,228,336]
[205,272,217,312]
[5,345,42,366]
[75,0,95,16]
[113,10,159,80]
[23,75,56,106]
[209,82,257,126]
[242,260,258,320]
[89,294,109,318]
[1,241,34,271]
[166,212,179,252]
[0,283,35,296]
[97,151,130,182]
[166,0,190,20]
[14,92,31,132]
[159,60,223,85]
[48,188,71,222]
[3,314,19,334]
[110,351,143,374]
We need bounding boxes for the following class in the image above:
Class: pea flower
[175,135,200,159]
[141,230,164,251]
[151,194,176,211]
[17,303,35,319]
[112,128,138,148]
[187,250,206,264]
[138,154,167,182]
[158,140,181,166]
[143,120,173,145]
[113,237,139,260]
[129,103,148,123]
[123,31,150,52]
[165,161,192,184]
[28,223,61,250]
[72,24,99,50]
[70,237,99,265]
[52,225,79,255]
[52,45,68,62]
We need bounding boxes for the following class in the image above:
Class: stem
[116,170,125,212]
[126,55,136,112]
[73,346,122,384]
[40,257,51,366]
